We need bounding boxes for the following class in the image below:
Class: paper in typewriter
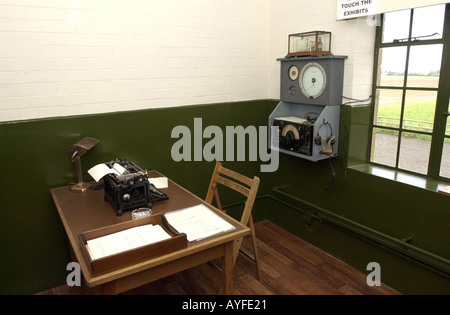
[164,204,236,242]
[86,224,171,260]
[88,163,127,182]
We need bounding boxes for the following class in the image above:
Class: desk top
[51,170,249,287]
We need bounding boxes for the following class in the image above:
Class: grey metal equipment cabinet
[269,55,347,161]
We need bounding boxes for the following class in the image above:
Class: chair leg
[248,215,262,280]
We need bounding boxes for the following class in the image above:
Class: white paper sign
[337,0,378,20]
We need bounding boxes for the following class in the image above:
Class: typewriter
[103,159,168,216]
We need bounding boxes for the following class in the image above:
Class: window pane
[403,90,437,133]
[382,10,411,43]
[441,141,450,178]
[377,47,407,86]
[407,44,442,88]
[374,89,403,128]
[398,132,431,175]
[446,101,450,137]
[371,128,398,167]
[411,4,445,41]
[442,102,450,178]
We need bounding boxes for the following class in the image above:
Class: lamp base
[70,182,92,193]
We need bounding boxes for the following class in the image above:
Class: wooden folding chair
[205,161,262,280]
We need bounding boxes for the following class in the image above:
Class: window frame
[369,4,450,180]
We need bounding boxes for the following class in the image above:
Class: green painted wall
[0,100,449,294]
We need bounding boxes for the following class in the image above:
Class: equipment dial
[289,86,296,96]
[281,124,300,149]
[288,65,299,81]
[299,62,327,99]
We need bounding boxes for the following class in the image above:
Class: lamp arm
[74,156,84,185]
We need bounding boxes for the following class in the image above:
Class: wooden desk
[51,170,250,294]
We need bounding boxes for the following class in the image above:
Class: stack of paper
[86,224,171,260]
[164,204,236,242]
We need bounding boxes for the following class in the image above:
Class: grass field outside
[374,76,450,140]
[372,75,450,178]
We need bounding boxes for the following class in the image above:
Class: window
[370,4,450,180]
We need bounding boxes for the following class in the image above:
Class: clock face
[299,62,327,99]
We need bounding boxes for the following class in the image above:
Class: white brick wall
[0,0,271,122]
[0,0,375,122]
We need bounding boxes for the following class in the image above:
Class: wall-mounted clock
[299,62,327,99]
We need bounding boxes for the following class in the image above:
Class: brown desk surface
[51,170,249,290]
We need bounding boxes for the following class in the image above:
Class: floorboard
[36,220,399,295]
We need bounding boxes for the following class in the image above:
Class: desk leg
[222,241,234,295]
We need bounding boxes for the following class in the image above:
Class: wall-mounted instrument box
[269,55,347,161]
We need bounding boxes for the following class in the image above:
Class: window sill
[348,163,450,195]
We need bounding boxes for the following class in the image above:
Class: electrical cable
[342,95,372,106]
[325,158,336,189]
[324,101,353,189]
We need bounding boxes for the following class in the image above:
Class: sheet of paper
[438,185,450,195]
[86,224,171,260]
[164,204,236,242]
[149,177,168,189]
[112,163,126,175]
[88,163,126,182]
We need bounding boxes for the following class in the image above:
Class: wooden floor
[37,220,399,295]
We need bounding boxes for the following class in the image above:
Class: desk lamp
[69,137,100,192]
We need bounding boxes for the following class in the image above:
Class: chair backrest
[205,162,260,227]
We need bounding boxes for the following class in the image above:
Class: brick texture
[0,0,374,122]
